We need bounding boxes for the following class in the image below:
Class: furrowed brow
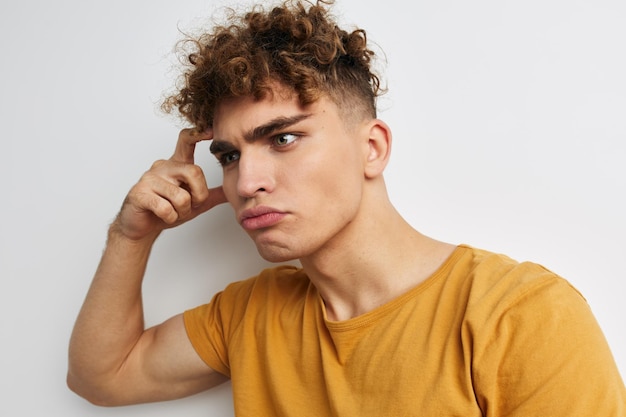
[209,113,312,155]
[245,113,312,142]
[209,140,235,155]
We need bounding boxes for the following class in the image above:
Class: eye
[218,151,240,166]
[272,133,298,147]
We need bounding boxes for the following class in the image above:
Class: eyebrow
[210,113,313,155]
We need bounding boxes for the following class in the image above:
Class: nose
[236,150,275,198]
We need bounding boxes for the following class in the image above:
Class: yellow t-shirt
[184,245,626,416]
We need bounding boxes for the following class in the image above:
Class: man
[67,0,626,415]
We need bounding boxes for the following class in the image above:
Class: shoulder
[452,245,601,358]
[184,265,309,340]
[222,264,308,296]
[210,264,305,295]
[439,244,591,338]
[451,244,584,309]
[455,246,626,414]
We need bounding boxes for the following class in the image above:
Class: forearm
[67,130,227,405]
[67,222,158,395]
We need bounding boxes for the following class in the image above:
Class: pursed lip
[239,205,287,231]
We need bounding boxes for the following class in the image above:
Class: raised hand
[114,129,227,241]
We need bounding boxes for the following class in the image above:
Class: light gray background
[1,0,624,415]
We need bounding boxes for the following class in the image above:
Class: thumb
[195,186,228,214]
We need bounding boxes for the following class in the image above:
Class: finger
[156,162,211,210]
[141,179,193,223]
[176,164,210,209]
[125,187,180,225]
[171,128,213,164]
[148,193,181,225]
[192,186,228,214]
[144,183,226,224]
[146,159,212,213]
[206,186,227,209]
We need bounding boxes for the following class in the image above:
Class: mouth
[239,206,287,231]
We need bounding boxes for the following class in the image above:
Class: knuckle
[125,184,146,205]
[179,128,194,137]
[153,200,177,223]
[150,159,168,170]
[187,164,204,180]
[130,179,155,198]
[132,190,156,211]
[173,188,192,207]
[195,188,210,203]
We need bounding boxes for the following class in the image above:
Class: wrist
[108,218,161,247]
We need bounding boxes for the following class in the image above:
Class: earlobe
[364,119,392,179]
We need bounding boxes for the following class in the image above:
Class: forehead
[212,90,337,139]
[215,92,299,125]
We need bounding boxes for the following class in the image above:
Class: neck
[299,185,455,322]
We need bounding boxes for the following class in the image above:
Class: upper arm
[96,314,227,406]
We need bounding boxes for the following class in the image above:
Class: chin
[249,228,323,263]
[253,238,308,263]
[256,246,300,263]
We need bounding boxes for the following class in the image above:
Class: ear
[363,119,392,179]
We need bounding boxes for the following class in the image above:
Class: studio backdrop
[1,0,624,415]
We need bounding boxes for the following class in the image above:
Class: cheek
[310,143,364,189]
[300,153,364,208]
[221,171,239,205]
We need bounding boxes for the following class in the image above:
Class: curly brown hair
[162,0,383,132]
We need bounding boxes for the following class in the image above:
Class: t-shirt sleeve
[183,293,231,377]
[470,266,626,416]
[183,277,258,378]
